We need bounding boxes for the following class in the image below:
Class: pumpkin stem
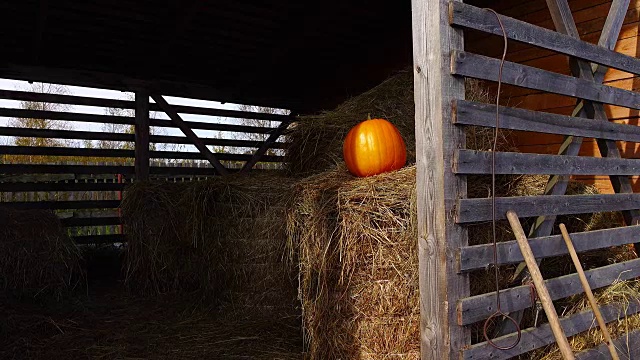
[367,113,371,120]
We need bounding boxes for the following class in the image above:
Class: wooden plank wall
[0,89,292,244]
[468,0,640,193]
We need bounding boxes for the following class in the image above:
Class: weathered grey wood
[1,200,121,210]
[134,90,150,180]
[0,126,287,149]
[0,164,133,175]
[454,100,640,142]
[576,329,640,360]
[413,0,469,358]
[499,0,635,336]
[0,107,286,134]
[240,119,291,173]
[462,300,640,360]
[507,210,575,360]
[449,2,640,76]
[0,89,292,122]
[458,225,640,272]
[0,108,134,125]
[457,194,640,223]
[451,51,640,110]
[455,150,640,175]
[459,258,640,325]
[151,94,228,175]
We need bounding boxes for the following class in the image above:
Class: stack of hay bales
[285,69,635,358]
[0,207,84,300]
[120,173,299,313]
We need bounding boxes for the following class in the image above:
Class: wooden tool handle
[560,223,619,360]
[506,210,575,360]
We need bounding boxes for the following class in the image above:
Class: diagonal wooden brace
[151,94,229,176]
[239,117,292,174]
[498,0,632,336]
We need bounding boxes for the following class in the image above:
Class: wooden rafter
[150,94,229,175]
[32,0,49,64]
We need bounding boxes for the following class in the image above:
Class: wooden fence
[0,88,292,245]
[415,0,640,358]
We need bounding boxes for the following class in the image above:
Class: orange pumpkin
[343,118,407,177]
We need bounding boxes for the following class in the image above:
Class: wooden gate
[413,0,640,358]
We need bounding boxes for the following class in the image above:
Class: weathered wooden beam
[461,299,640,360]
[0,145,284,162]
[453,100,640,142]
[451,51,640,110]
[457,194,640,223]
[449,1,640,76]
[0,126,287,149]
[458,225,640,272]
[151,94,228,175]
[1,200,121,210]
[459,259,640,326]
[240,119,291,174]
[455,150,640,175]
[0,164,134,175]
[0,107,283,134]
[134,90,150,180]
[0,89,293,122]
[0,182,126,192]
[0,63,298,111]
[495,1,631,335]
[413,0,469,358]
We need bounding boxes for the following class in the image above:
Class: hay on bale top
[285,70,513,176]
[120,172,299,311]
[0,207,84,300]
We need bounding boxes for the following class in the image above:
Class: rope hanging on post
[480,7,522,350]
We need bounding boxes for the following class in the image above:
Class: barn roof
[0,0,415,113]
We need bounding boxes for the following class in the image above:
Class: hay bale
[121,173,298,310]
[287,164,625,359]
[285,70,514,176]
[0,207,84,299]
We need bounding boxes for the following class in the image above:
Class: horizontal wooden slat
[0,89,293,122]
[0,127,287,148]
[73,234,125,245]
[0,107,283,134]
[0,108,133,125]
[0,200,120,210]
[0,145,284,162]
[0,181,125,192]
[462,300,640,360]
[455,150,640,175]
[0,164,133,175]
[454,100,640,142]
[457,194,640,223]
[451,51,640,110]
[61,216,121,227]
[458,225,640,272]
[450,2,640,76]
[458,258,640,325]
[576,329,640,360]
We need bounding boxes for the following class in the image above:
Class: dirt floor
[0,247,304,360]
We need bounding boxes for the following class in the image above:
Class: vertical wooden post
[135,90,150,180]
[412,0,468,359]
